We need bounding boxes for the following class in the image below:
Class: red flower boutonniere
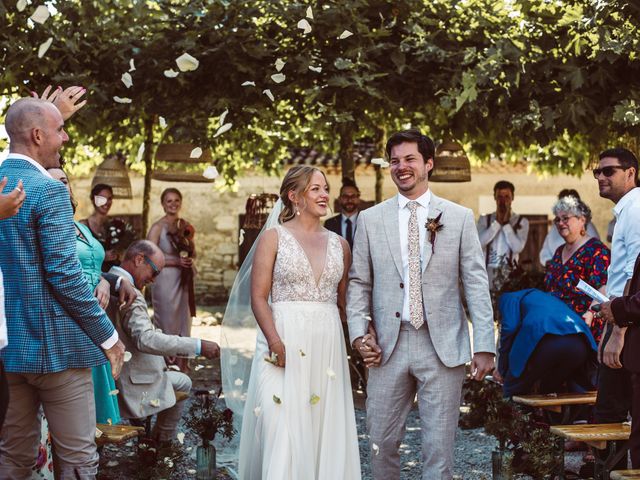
[425,213,444,253]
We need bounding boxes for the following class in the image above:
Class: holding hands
[354,324,382,368]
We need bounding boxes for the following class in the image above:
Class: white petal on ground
[297,18,312,34]
[326,367,336,379]
[213,123,232,138]
[164,69,179,78]
[275,58,285,72]
[123,351,132,362]
[241,81,256,87]
[176,432,185,444]
[113,96,132,104]
[129,59,136,72]
[190,147,203,159]
[338,30,354,39]
[136,143,145,163]
[176,52,200,72]
[263,89,275,102]
[308,65,322,73]
[30,5,50,24]
[37,37,53,59]
[219,108,229,127]
[17,0,27,12]
[306,6,313,19]
[159,116,167,129]
[203,166,219,180]
[234,378,244,386]
[271,73,286,84]
[121,72,133,88]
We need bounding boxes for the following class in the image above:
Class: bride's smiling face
[298,170,330,217]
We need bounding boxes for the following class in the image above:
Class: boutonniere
[425,213,444,253]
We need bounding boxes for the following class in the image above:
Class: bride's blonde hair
[279,165,328,223]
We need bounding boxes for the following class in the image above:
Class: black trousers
[0,359,9,433]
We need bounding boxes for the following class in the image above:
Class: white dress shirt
[340,212,358,238]
[607,187,640,297]
[0,268,6,350]
[398,190,431,322]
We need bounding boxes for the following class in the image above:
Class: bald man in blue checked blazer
[0,96,125,479]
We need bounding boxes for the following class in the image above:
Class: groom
[347,129,495,479]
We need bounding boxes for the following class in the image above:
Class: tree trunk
[141,116,155,236]
[373,125,386,204]
[338,123,355,183]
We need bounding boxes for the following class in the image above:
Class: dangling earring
[295,203,301,216]
[580,227,586,236]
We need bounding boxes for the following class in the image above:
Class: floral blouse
[544,237,611,343]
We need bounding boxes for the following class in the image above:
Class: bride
[222,166,361,479]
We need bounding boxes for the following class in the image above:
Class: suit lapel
[422,194,444,274]
[382,197,404,278]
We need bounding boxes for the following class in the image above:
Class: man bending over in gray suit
[347,129,495,479]
[109,240,220,444]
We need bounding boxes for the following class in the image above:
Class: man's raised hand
[31,85,87,120]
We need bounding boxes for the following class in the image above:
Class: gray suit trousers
[366,323,465,480]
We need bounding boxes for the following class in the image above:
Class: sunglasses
[592,166,627,178]
[144,255,161,278]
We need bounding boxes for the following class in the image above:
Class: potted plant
[484,398,528,480]
[184,388,235,480]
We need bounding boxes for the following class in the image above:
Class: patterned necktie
[345,218,353,250]
[407,201,424,329]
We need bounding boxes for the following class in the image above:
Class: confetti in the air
[372,443,380,455]
[113,96,132,104]
[214,123,232,138]
[164,69,179,78]
[275,58,285,72]
[176,52,200,72]
[338,30,354,39]
[203,166,219,179]
[238,229,245,246]
[190,147,203,159]
[219,109,229,127]
[121,72,133,89]
[241,81,256,87]
[306,6,313,19]
[16,0,27,12]
[159,116,167,129]
[297,19,312,34]
[123,351,132,362]
[129,59,136,72]
[37,38,53,58]
[271,73,286,84]
[109,389,119,396]
[308,65,322,73]
[136,143,145,163]
[30,5,50,24]
[176,432,185,444]
[263,89,275,102]
[371,157,390,168]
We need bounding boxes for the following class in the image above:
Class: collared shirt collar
[4,153,52,178]
[111,266,136,287]
[398,189,431,210]
[613,187,640,218]
[341,212,358,222]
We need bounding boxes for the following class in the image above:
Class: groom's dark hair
[385,129,436,178]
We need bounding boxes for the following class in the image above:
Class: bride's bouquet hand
[266,340,286,368]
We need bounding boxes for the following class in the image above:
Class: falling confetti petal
[107,418,112,425]
[372,443,380,455]
[234,378,244,386]
[273,395,282,404]
[275,58,285,72]
[338,30,353,39]
[254,406,262,417]
[129,59,136,72]
[159,116,167,129]
[136,143,145,163]
[310,394,320,405]
[306,6,313,19]
[176,432,185,444]
[95,427,103,438]
[194,365,204,371]
[176,52,199,72]
[213,123,232,138]
[241,81,256,87]
[308,65,322,73]
[37,37,53,59]
[109,389,119,396]
[326,367,336,379]
[263,89,275,102]
[113,96,132,104]
[121,72,133,88]
[238,229,245,246]
[167,364,180,371]
[124,351,132,362]
[190,147,203,159]
[164,69,179,78]
[17,0,27,12]
[30,5,50,24]
[149,399,160,407]
[219,108,229,127]
[203,166,219,179]
[297,19,312,34]
[271,73,286,84]
[371,157,390,168]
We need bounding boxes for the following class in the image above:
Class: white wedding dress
[238,225,361,480]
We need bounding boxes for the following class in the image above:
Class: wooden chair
[96,424,145,447]
[611,471,640,480]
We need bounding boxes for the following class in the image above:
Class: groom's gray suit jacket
[347,193,495,367]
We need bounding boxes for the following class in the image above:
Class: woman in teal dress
[48,167,120,425]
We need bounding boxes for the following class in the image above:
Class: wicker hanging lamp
[430,140,471,182]
[91,152,133,199]
[152,143,216,183]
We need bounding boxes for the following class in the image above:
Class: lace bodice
[271,225,344,303]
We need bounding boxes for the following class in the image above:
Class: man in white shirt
[589,148,640,441]
[477,180,529,290]
[324,178,361,250]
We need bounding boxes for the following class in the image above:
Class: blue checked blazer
[0,158,115,373]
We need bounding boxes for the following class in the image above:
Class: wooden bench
[96,423,145,447]
[512,391,597,424]
[550,423,630,480]
[611,471,640,479]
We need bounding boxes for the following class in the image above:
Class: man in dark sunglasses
[108,240,220,445]
[588,147,640,469]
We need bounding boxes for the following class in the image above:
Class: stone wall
[70,165,610,305]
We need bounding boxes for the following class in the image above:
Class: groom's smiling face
[389,141,433,199]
